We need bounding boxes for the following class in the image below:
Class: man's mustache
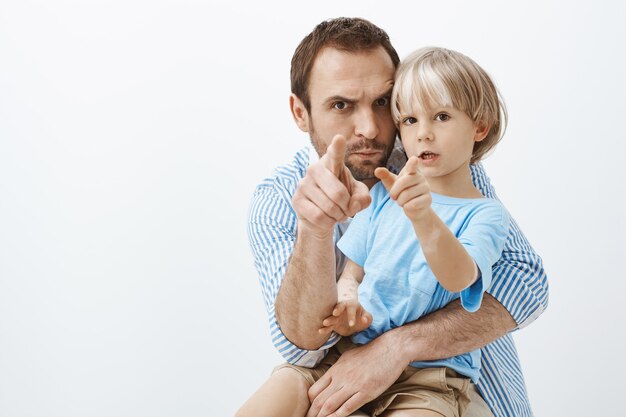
[345,140,387,153]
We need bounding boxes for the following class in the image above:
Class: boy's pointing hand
[375,156,432,221]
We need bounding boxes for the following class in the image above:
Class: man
[247,17,548,417]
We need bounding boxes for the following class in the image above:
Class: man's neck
[363,178,380,190]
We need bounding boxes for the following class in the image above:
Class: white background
[1,1,625,416]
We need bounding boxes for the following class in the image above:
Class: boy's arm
[335,259,365,304]
[411,209,478,292]
[375,157,477,292]
[414,200,509,311]
[318,259,371,336]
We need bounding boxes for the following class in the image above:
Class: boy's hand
[375,155,432,222]
[318,299,372,337]
[318,276,372,337]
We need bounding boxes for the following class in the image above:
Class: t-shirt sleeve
[336,183,385,266]
[458,201,510,312]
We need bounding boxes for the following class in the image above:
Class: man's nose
[354,109,379,140]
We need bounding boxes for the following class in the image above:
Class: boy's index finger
[402,155,420,176]
[325,134,347,177]
[374,167,396,192]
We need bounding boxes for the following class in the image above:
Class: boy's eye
[333,102,348,110]
[435,113,450,121]
[402,117,417,125]
[375,97,390,107]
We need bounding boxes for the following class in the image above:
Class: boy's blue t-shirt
[337,181,510,382]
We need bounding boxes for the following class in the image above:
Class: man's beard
[309,126,392,181]
[344,139,390,181]
[310,136,393,181]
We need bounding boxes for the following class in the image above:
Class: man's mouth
[350,148,382,157]
[419,151,439,160]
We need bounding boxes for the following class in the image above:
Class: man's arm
[471,162,549,329]
[275,223,338,350]
[387,294,514,362]
[249,136,372,365]
[248,151,340,366]
[276,136,371,350]
[305,294,514,417]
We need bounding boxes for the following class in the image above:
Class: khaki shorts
[274,339,471,417]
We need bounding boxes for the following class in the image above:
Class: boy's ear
[289,94,310,133]
[473,120,490,142]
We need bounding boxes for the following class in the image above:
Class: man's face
[302,47,397,185]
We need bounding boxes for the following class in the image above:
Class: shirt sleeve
[458,202,509,312]
[247,181,340,367]
[470,163,550,329]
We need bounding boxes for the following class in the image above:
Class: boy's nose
[417,123,433,142]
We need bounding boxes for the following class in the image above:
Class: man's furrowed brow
[324,95,356,104]
[377,85,394,99]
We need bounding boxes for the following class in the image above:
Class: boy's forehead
[401,98,443,113]
[396,78,453,115]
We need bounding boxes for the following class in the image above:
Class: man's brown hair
[291,17,400,112]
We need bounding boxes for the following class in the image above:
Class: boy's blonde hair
[392,47,507,164]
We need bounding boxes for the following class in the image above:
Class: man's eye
[402,117,417,125]
[375,97,390,107]
[333,102,347,110]
[435,113,450,121]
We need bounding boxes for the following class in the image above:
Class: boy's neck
[426,165,482,199]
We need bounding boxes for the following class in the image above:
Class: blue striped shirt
[247,146,549,417]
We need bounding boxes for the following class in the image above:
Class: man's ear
[289,94,310,133]
[474,120,490,142]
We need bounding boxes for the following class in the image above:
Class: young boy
[238,47,510,417]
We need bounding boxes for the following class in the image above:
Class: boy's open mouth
[419,151,438,160]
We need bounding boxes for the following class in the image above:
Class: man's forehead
[311,47,394,79]
[309,47,395,100]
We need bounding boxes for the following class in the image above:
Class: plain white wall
[1,1,625,416]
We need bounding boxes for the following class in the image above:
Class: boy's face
[291,46,397,186]
[398,106,488,180]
